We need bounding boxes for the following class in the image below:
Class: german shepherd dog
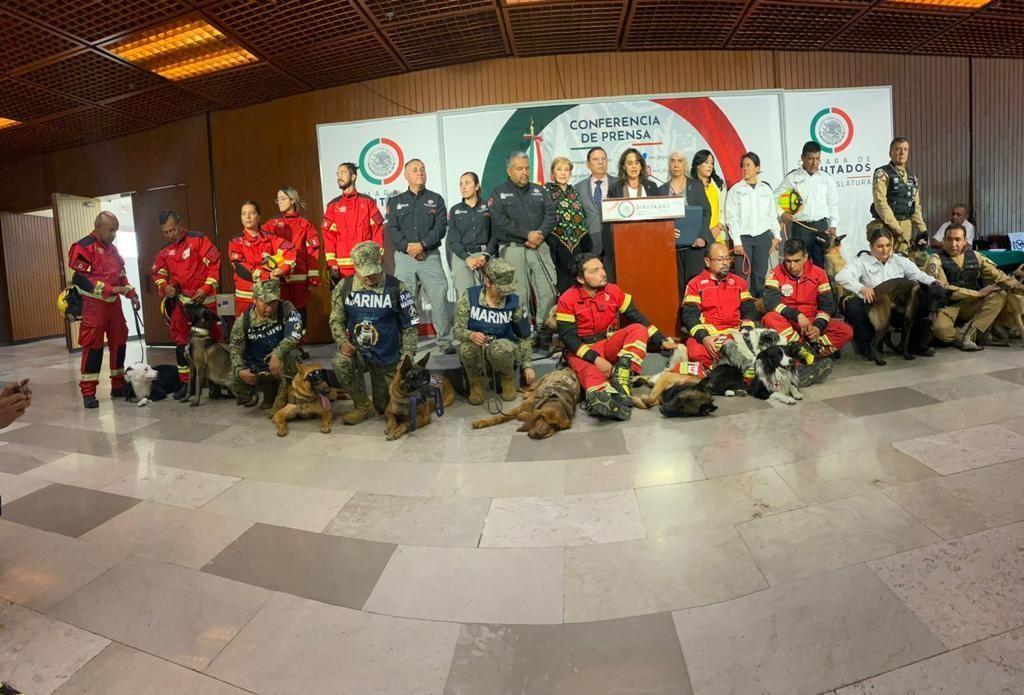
[630,347,718,417]
[183,303,232,407]
[271,363,348,437]
[866,278,949,366]
[472,368,580,439]
[385,353,455,440]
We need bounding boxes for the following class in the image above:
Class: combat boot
[467,373,487,405]
[498,371,517,402]
[955,322,982,351]
[584,388,631,421]
[341,400,374,425]
[796,358,833,387]
[611,356,634,405]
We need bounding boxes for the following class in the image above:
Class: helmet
[160,296,178,326]
[57,287,82,321]
[777,189,803,214]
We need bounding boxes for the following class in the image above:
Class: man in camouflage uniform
[331,241,419,425]
[454,258,535,405]
[229,280,304,411]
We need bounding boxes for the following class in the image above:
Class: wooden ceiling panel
[363,0,495,26]
[828,9,963,52]
[4,0,192,44]
[0,78,84,121]
[383,9,508,70]
[508,1,626,56]
[626,0,747,50]
[182,63,307,108]
[916,14,1024,53]
[103,84,221,124]
[731,2,864,49]
[16,50,166,102]
[274,33,404,89]
[0,9,82,74]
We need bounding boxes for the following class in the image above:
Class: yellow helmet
[57,287,82,320]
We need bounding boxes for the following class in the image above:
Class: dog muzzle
[307,369,333,412]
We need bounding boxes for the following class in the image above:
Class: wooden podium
[602,197,685,336]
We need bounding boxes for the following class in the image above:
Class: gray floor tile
[202,522,395,609]
[506,428,627,462]
[129,419,231,443]
[989,366,1024,385]
[445,613,693,695]
[673,565,944,695]
[1,483,140,537]
[207,593,459,695]
[824,387,940,418]
[0,423,144,459]
[0,442,67,474]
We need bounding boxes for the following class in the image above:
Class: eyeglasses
[708,256,730,262]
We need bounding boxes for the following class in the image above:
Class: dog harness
[407,375,446,433]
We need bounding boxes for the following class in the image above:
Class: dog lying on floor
[629,347,717,417]
[681,328,803,405]
[472,368,579,438]
[384,353,455,440]
[124,362,179,406]
[271,363,348,437]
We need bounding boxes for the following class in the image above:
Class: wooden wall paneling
[0,214,11,344]
[0,211,64,342]
[972,58,1024,238]
[52,193,103,349]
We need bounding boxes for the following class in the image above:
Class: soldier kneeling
[229,280,304,411]
[455,259,536,405]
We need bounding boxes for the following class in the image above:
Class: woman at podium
[609,148,659,199]
[657,150,713,292]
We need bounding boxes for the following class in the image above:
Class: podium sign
[601,197,686,223]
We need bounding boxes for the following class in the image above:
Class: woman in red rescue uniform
[262,186,320,325]
[230,199,295,317]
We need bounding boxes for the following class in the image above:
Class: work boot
[467,374,487,405]
[584,388,631,421]
[173,383,189,401]
[83,395,99,409]
[611,356,634,400]
[955,323,982,351]
[796,358,833,387]
[499,371,517,402]
[110,386,126,398]
[341,401,374,425]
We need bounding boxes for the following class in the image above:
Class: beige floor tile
[0,442,67,474]
[26,453,148,489]
[392,431,513,463]
[893,423,1024,475]
[870,521,1024,648]
[429,461,567,498]
[0,520,130,611]
[563,527,767,623]
[837,628,1024,694]
[673,565,944,695]
[0,601,110,695]
[287,432,400,460]
[904,389,1024,432]
[737,491,941,584]
[694,434,815,478]
[202,479,354,532]
[49,555,271,670]
[774,445,938,504]
[637,469,804,536]
[323,492,489,546]
[53,643,251,694]
[294,459,451,496]
[0,470,51,502]
[505,428,625,462]
[481,490,645,547]
[207,593,459,695]
[564,453,704,494]
[911,372,1023,401]
[81,501,252,569]
[363,545,563,624]
[102,464,240,508]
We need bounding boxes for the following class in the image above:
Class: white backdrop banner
[781,87,894,259]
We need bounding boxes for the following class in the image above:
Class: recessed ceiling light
[887,0,992,8]
[108,17,258,81]
[0,117,21,130]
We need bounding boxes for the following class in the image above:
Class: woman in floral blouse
[544,156,593,293]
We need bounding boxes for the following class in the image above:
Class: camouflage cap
[352,241,383,276]
[484,258,517,294]
[253,279,281,302]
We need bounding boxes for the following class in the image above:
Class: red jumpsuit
[555,283,666,393]
[681,270,758,369]
[68,232,136,397]
[321,190,383,277]
[262,212,320,309]
[151,231,222,382]
[228,230,295,316]
[761,261,852,357]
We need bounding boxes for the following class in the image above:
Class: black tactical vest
[939,249,981,291]
[870,164,918,221]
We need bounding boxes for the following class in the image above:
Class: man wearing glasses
[681,242,759,371]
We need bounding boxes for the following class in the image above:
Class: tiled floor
[2,337,1024,693]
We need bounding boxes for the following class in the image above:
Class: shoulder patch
[77,235,97,248]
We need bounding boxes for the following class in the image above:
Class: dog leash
[406,376,445,433]
[131,307,146,365]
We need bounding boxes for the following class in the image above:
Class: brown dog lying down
[472,368,579,439]
[384,353,456,440]
[630,346,717,417]
[271,363,347,437]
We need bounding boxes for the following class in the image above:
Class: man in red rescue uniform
[69,212,140,409]
[263,186,320,326]
[556,253,677,420]
[321,162,384,281]
[230,199,295,317]
[762,238,853,365]
[681,242,759,371]
[151,210,222,400]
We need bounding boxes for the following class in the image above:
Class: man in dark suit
[574,147,613,278]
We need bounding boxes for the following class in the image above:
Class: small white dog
[124,362,158,406]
